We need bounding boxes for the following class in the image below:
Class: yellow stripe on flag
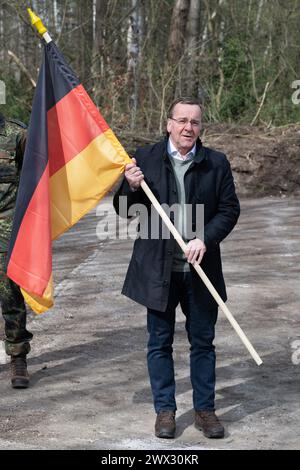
[50,130,132,240]
[21,276,54,314]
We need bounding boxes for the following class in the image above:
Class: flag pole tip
[27,8,47,36]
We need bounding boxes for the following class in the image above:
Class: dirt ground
[0,195,299,450]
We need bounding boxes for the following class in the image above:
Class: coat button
[168,250,173,255]
[163,280,169,286]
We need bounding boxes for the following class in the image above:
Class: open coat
[113,138,240,312]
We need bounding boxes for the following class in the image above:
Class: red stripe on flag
[48,84,110,176]
[7,165,52,296]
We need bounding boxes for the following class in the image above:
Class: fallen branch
[251,82,270,126]
[7,50,36,88]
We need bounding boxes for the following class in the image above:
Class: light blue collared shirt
[167,138,196,161]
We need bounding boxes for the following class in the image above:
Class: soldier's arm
[15,130,26,173]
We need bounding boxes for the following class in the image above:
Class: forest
[1,0,300,133]
[1,0,300,197]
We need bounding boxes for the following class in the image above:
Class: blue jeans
[147,271,218,413]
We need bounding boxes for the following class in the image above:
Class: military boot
[10,355,29,389]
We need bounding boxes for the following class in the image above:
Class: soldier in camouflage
[0,112,32,388]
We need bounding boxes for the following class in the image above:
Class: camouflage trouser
[0,219,32,356]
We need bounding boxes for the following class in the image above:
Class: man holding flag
[113,97,240,439]
[5,9,260,429]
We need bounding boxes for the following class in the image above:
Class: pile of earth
[117,123,300,197]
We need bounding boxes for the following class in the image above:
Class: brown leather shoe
[195,410,224,438]
[11,355,29,389]
[155,411,176,439]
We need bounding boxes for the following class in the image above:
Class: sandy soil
[0,196,299,450]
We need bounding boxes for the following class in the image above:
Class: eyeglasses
[170,117,201,128]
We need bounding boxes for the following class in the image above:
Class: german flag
[6,42,131,314]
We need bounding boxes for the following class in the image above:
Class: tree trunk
[77,0,94,84]
[93,0,109,90]
[168,0,190,65]
[127,0,140,129]
[186,0,201,95]
[94,0,108,54]
[255,0,264,32]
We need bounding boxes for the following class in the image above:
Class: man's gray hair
[167,97,203,119]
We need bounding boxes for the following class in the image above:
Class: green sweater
[169,156,193,272]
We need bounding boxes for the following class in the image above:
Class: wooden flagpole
[27,7,262,366]
[141,180,263,366]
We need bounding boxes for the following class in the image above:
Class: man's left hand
[185,238,206,265]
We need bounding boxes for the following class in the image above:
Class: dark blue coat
[113,138,240,312]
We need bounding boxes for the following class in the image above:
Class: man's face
[167,103,202,155]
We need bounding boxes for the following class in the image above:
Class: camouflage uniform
[0,117,32,357]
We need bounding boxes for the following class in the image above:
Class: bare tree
[77,0,93,83]
[127,0,140,128]
[1,0,300,130]
[168,0,190,65]
[93,0,109,91]
[186,0,201,95]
